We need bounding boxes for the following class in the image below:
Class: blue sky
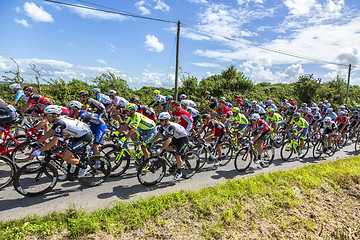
[1,0,360,90]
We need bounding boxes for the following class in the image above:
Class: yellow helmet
[153,89,160,95]
[125,103,138,111]
[232,107,240,113]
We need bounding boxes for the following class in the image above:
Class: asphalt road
[1,141,358,222]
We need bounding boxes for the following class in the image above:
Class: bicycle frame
[0,125,22,155]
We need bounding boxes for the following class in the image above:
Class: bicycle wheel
[13,161,58,197]
[78,156,111,187]
[105,148,131,177]
[273,133,285,148]
[280,140,293,161]
[137,156,166,186]
[4,134,27,158]
[190,144,207,170]
[260,145,275,168]
[313,140,324,159]
[11,141,44,169]
[234,147,252,172]
[219,142,233,166]
[300,139,310,158]
[0,156,15,189]
[181,151,200,178]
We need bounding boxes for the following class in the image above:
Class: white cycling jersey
[153,94,166,104]
[112,96,129,108]
[159,122,188,139]
[182,99,196,108]
[52,116,91,138]
[185,106,199,118]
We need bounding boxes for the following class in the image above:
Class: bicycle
[0,125,27,158]
[0,156,16,189]
[137,145,200,186]
[234,139,275,171]
[280,132,309,161]
[312,135,337,159]
[13,142,111,197]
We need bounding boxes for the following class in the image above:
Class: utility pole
[174,20,180,101]
[346,64,351,106]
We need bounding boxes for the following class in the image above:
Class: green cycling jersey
[290,117,309,128]
[126,112,156,130]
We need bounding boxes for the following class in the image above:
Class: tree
[294,74,321,103]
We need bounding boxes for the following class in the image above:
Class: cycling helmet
[244,98,248,102]
[288,98,293,101]
[323,117,331,123]
[165,95,173,101]
[283,99,288,102]
[205,91,210,95]
[293,113,301,119]
[234,95,239,99]
[78,90,89,96]
[92,88,100,94]
[153,89,160,95]
[201,114,211,120]
[340,105,345,109]
[38,97,53,106]
[171,101,180,107]
[108,90,117,96]
[318,101,323,105]
[180,100,188,106]
[179,94,187,99]
[125,103,138,111]
[218,99,225,104]
[250,113,260,120]
[312,104,317,108]
[339,111,347,116]
[289,106,294,111]
[129,97,140,103]
[23,86,34,93]
[158,112,171,120]
[9,83,21,90]
[324,100,328,103]
[232,107,240,113]
[327,108,333,112]
[259,101,263,106]
[266,99,272,104]
[301,103,307,107]
[267,108,275,113]
[250,100,257,106]
[219,97,226,101]
[67,100,82,109]
[44,105,62,115]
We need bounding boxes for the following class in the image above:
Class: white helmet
[250,113,260,120]
[180,100,188,106]
[108,90,117,96]
[179,94,187,99]
[9,83,21,90]
[67,100,82,109]
[250,100,257,106]
[158,112,171,120]
[44,105,62,115]
[323,117,331,123]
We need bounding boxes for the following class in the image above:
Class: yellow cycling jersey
[266,113,283,123]
[231,113,248,124]
[126,112,156,130]
[290,117,309,128]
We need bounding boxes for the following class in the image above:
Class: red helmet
[38,97,53,106]
[23,86,34,93]
[171,101,180,107]
[234,95,239,99]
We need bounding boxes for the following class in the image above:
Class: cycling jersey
[96,93,112,105]
[250,119,271,132]
[112,96,129,108]
[203,119,226,137]
[28,93,42,104]
[337,109,349,116]
[126,112,156,130]
[233,98,243,106]
[300,107,311,115]
[335,116,349,125]
[308,111,322,121]
[230,113,248,125]
[326,112,337,121]
[185,106,199,118]
[0,101,18,126]
[78,111,105,127]
[266,113,283,123]
[290,117,309,128]
[206,96,217,109]
[52,116,91,138]
[216,105,233,119]
[172,108,193,133]
[14,90,29,102]
[137,104,157,122]
[83,98,105,116]
[319,121,337,131]
[252,104,266,114]
[158,122,188,139]
[152,95,166,106]
[182,99,196,108]
[267,104,278,112]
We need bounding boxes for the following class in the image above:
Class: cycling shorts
[259,131,270,141]
[216,130,226,145]
[136,127,157,145]
[237,124,247,133]
[295,126,308,139]
[170,136,189,155]
[90,124,107,144]
[67,132,92,154]
[338,123,349,131]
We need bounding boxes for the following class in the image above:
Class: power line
[44,0,177,24]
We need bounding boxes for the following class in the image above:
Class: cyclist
[9,83,28,106]
[164,95,173,111]
[19,86,42,116]
[249,101,266,119]
[180,100,200,134]
[196,114,226,167]
[265,108,283,138]
[229,107,248,148]
[67,100,107,159]
[265,99,278,112]
[149,89,167,113]
[337,105,348,116]
[151,112,189,181]
[288,98,297,111]
[171,101,193,134]
[242,98,252,111]
[200,91,217,113]
[241,113,271,163]
[319,117,337,153]
[129,97,157,123]
[179,94,196,108]
[233,95,243,107]
[114,103,157,162]
[107,90,128,123]
[78,90,106,117]
[0,100,19,145]
[308,107,322,132]
[213,99,233,124]
[334,111,349,146]
[26,96,55,135]
[32,105,92,179]
[286,112,309,158]
[92,88,112,107]
[325,108,337,120]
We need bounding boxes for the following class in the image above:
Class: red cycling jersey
[335,116,349,125]
[172,108,193,132]
[203,119,226,137]
[216,105,233,119]
[250,119,271,132]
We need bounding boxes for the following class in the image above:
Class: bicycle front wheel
[313,140,324,159]
[182,152,200,178]
[78,156,111,187]
[105,148,131,177]
[219,142,233,166]
[260,145,275,168]
[234,147,252,172]
[13,161,58,197]
[280,140,293,161]
[0,156,15,189]
[137,156,166,186]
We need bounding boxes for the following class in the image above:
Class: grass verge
[1,156,360,239]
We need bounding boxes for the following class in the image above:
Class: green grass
[1,156,360,239]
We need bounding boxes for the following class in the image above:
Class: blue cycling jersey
[14,90,28,102]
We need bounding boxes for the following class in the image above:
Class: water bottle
[69,164,77,174]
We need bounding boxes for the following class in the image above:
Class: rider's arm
[39,135,59,152]
[253,130,263,142]
[161,137,172,151]
[10,100,18,106]
[19,102,31,115]
[36,129,55,146]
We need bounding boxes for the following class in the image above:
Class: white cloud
[106,42,117,52]
[284,64,304,81]
[97,59,107,65]
[237,0,264,5]
[153,0,170,12]
[144,35,164,52]
[192,62,223,68]
[14,18,31,27]
[23,2,54,23]
[188,0,207,3]
[135,1,151,15]
[334,46,360,67]
[284,0,316,16]
[69,4,127,21]
[15,7,21,13]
